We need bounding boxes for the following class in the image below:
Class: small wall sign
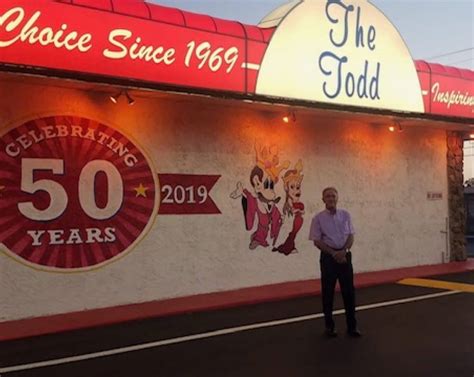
[427,192,443,200]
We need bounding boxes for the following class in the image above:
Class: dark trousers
[320,251,357,331]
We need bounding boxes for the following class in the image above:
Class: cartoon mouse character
[231,144,289,249]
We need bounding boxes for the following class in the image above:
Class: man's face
[322,189,338,210]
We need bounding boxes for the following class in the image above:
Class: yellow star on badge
[134,183,148,198]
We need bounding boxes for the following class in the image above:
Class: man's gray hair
[322,187,338,196]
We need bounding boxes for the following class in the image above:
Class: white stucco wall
[0,77,448,321]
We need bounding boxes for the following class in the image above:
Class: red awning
[0,0,472,119]
[415,60,474,81]
[55,0,274,42]
[415,60,473,118]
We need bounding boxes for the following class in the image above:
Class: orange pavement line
[398,278,474,293]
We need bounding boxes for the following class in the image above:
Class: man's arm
[313,239,335,255]
[315,233,354,263]
[310,216,344,262]
[343,234,354,251]
[310,217,331,253]
[329,234,353,263]
[343,211,355,251]
[314,240,347,263]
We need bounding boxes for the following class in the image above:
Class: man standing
[309,187,361,338]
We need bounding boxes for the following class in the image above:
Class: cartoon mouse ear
[295,159,303,173]
[252,174,260,186]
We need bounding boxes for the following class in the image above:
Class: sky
[150,0,474,70]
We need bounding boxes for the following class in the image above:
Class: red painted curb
[1,260,473,342]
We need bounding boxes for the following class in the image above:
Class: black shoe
[324,328,337,338]
[347,329,362,338]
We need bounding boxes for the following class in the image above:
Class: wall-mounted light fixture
[110,90,135,106]
[388,121,403,133]
[124,91,135,106]
[283,110,296,124]
[109,91,122,104]
[460,130,474,140]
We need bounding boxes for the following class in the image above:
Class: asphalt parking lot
[1,271,473,377]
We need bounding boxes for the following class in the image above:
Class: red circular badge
[0,116,158,270]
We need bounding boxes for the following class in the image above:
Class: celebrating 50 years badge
[0,116,159,271]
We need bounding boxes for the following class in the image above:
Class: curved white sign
[257,0,424,113]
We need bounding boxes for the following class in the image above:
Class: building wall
[0,78,449,321]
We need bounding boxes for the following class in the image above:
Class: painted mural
[273,160,304,255]
[0,115,226,272]
[0,116,159,271]
[230,144,304,255]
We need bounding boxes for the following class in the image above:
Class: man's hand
[332,250,347,264]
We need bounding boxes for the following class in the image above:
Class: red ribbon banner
[158,174,221,215]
